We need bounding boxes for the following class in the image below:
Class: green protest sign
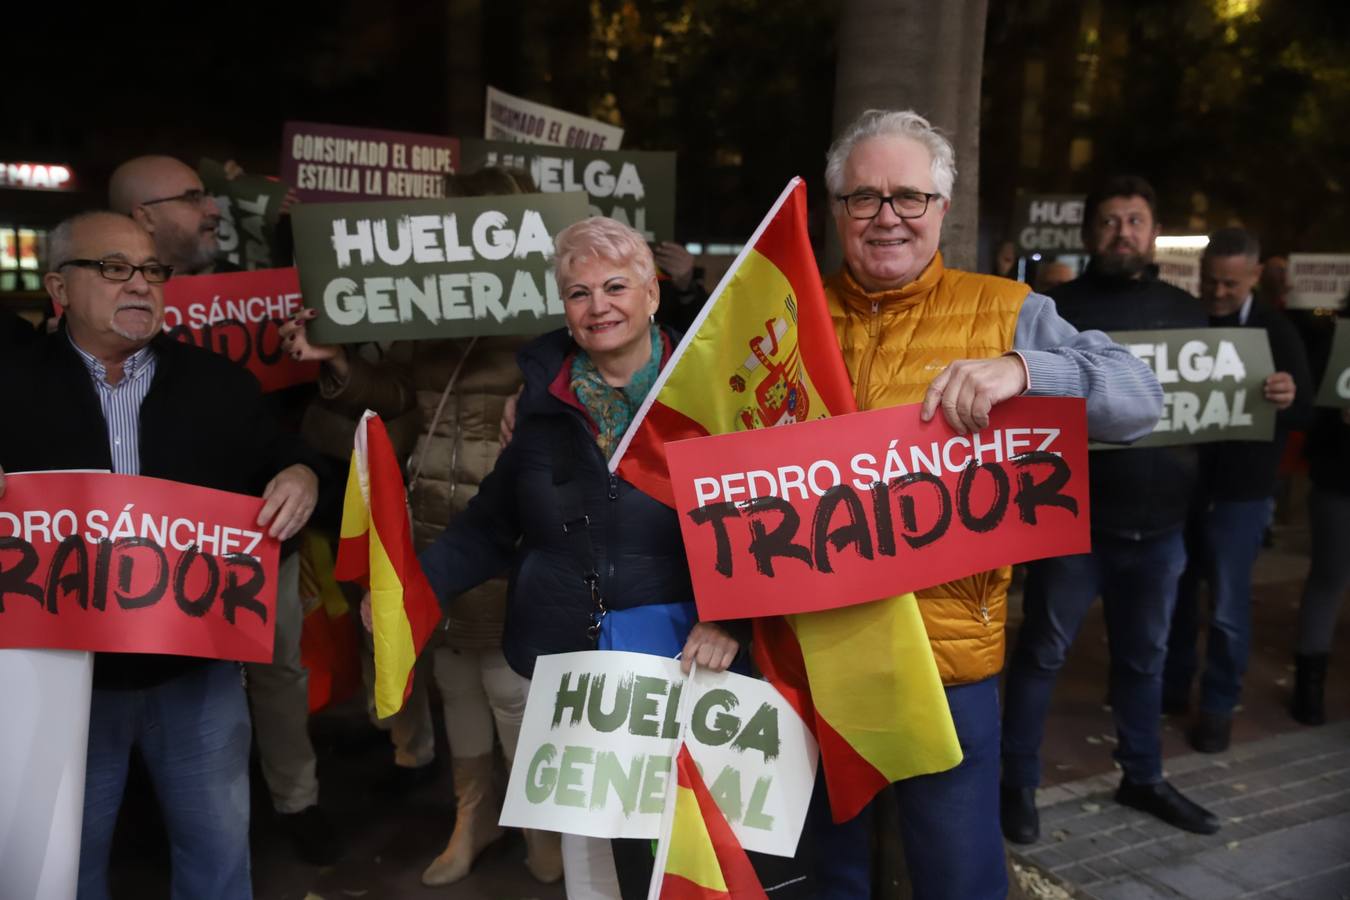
[459,139,676,243]
[1315,319,1350,407]
[500,651,816,858]
[199,159,288,270]
[1105,328,1276,447]
[291,192,590,344]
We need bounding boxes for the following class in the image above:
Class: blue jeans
[79,661,252,900]
[804,768,872,899]
[893,677,1006,900]
[1165,499,1270,715]
[1002,531,1187,788]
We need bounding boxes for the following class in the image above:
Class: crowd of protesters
[0,106,1346,900]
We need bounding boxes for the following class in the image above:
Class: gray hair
[47,211,136,272]
[824,109,957,199]
[553,216,656,286]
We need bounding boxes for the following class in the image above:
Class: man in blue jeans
[1163,228,1313,752]
[0,211,320,900]
[1001,176,1220,845]
[821,114,1161,899]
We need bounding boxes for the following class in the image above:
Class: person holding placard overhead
[281,166,569,887]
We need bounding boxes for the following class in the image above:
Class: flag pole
[609,177,805,471]
[646,660,701,900]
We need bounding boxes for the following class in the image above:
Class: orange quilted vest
[826,252,1030,685]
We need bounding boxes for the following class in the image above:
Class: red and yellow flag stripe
[335,412,442,718]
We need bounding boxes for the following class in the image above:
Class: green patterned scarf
[570,325,663,459]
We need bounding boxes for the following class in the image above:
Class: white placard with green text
[500,650,817,858]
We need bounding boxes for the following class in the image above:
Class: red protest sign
[666,397,1092,620]
[0,472,279,662]
[162,267,319,392]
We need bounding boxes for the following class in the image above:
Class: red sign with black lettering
[162,267,319,392]
[666,397,1092,620]
[0,472,279,662]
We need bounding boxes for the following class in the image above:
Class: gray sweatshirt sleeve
[1012,292,1162,444]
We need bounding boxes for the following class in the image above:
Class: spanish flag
[610,178,962,822]
[658,744,768,900]
[298,530,361,713]
[334,411,442,718]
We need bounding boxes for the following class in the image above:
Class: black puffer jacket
[418,327,696,679]
[1049,265,1209,538]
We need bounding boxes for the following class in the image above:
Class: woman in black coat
[405,216,739,897]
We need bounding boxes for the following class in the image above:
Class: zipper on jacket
[854,300,882,409]
[979,602,991,625]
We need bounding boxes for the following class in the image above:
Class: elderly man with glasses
[0,210,319,900]
[813,110,1162,900]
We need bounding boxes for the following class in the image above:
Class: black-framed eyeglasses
[57,259,174,283]
[140,188,211,208]
[836,190,942,220]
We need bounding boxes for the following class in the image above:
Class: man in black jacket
[1001,176,1219,843]
[0,211,318,899]
[1163,228,1313,752]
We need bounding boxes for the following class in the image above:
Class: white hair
[824,109,957,199]
[553,216,656,286]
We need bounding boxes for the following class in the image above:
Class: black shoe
[375,761,437,794]
[1189,712,1232,753]
[1115,779,1220,835]
[1000,784,1040,844]
[279,805,341,866]
[1292,654,1329,726]
[1162,692,1190,716]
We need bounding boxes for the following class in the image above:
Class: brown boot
[421,755,506,886]
[523,828,563,883]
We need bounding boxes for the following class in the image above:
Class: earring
[649,313,655,324]
[566,327,573,338]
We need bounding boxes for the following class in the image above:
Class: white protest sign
[0,649,92,900]
[485,86,624,149]
[501,650,817,858]
[1288,253,1350,310]
[1155,245,1203,297]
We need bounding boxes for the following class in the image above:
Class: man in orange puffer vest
[811,109,1162,900]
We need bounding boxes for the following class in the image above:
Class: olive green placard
[1100,328,1276,448]
[459,139,675,243]
[200,158,289,270]
[1315,319,1350,407]
[292,192,590,344]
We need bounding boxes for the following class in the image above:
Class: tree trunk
[834,13,1027,898]
[829,0,989,273]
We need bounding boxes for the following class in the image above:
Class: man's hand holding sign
[666,397,1091,620]
[0,210,318,897]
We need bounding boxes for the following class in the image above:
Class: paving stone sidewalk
[1009,722,1350,899]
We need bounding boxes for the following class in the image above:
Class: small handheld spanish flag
[655,743,767,900]
[334,410,442,718]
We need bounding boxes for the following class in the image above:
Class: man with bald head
[110,155,340,863]
[109,155,229,276]
[0,211,319,899]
